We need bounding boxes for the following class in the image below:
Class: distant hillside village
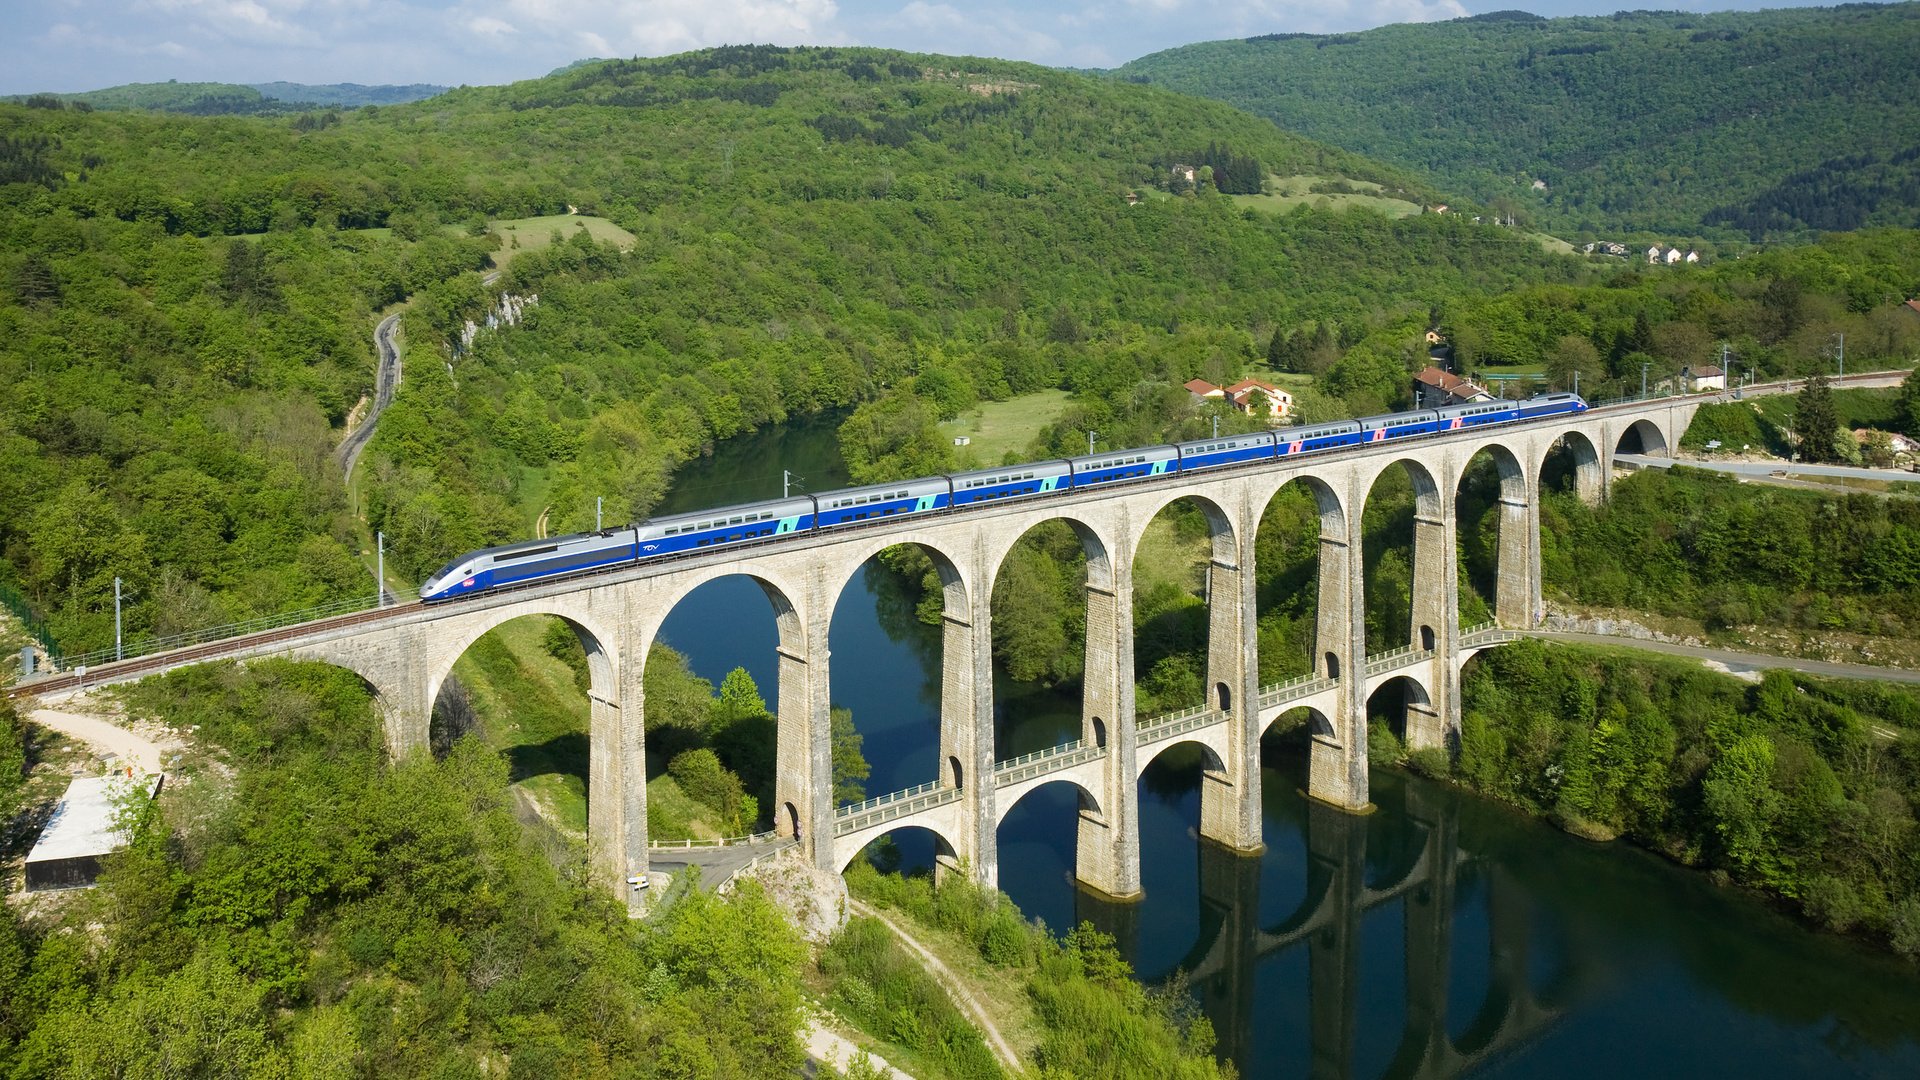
[1583,241,1703,264]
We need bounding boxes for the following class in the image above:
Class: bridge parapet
[1459,622,1522,649]
[1365,644,1436,675]
[833,782,959,838]
[1256,672,1339,711]
[1139,704,1223,746]
[992,739,1101,787]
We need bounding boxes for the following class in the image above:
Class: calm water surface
[651,414,1920,1078]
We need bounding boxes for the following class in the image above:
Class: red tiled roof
[1184,379,1222,395]
[1222,378,1284,397]
[1905,298,1920,316]
[1693,365,1724,377]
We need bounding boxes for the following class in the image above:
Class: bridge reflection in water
[1067,762,1581,1080]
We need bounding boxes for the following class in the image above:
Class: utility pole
[114,577,123,662]
[1212,415,1219,439]
[1572,370,1579,397]
[1088,431,1098,456]
[1641,361,1650,399]
[1833,332,1845,377]
[377,531,385,608]
[596,496,603,531]
[784,469,800,498]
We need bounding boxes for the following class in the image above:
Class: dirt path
[1528,631,1920,685]
[848,897,1025,1075]
[802,1014,914,1079]
[25,692,178,775]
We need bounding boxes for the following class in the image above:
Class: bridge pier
[1409,499,1457,753]
[1309,482,1368,812]
[939,548,998,887]
[778,582,836,873]
[1199,495,1264,853]
[1080,568,1143,900]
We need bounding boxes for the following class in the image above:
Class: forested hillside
[0,45,1605,655]
[1116,5,1920,238]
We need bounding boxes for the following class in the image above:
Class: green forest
[1448,640,1920,956]
[1116,5,1920,237]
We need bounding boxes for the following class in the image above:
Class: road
[25,693,179,775]
[1618,453,1918,484]
[1527,630,1920,685]
[335,311,403,479]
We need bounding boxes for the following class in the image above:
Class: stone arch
[422,601,624,751]
[1137,736,1228,781]
[987,513,1116,754]
[1131,490,1238,721]
[1615,417,1668,457]
[834,824,962,875]
[1367,673,1439,752]
[1453,439,1532,630]
[646,568,811,842]
[993,776,1106,830]
[1542,428,1605,506]
[1133,488,1238,568]
[1265,704,1334,740]
[822,532,972,626]
[1358,457,1447,658]
[1255,473,1350,684]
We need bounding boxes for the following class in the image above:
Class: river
[651,410,1920,1078]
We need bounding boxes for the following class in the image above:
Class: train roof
[644,496,817,527]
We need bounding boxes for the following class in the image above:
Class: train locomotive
[420,392,1587,602]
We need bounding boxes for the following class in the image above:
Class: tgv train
[420,392,1587,602]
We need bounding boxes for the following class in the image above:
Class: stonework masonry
[40,401,1694,909]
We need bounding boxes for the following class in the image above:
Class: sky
[0,0,1838,95]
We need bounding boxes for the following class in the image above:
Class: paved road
[1528,630,1920,684]
[336,311,403,479]
[1618,453,1919,484]
[647,838,797,890]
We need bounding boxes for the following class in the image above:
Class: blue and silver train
[420,392,1587,602]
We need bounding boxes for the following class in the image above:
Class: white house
[1687,365,1726,392]
[1185,378,1292,420]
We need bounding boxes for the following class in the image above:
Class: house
[1685,250,1701,264]
[1184,378,1226,402]
[1222,378,1292,420]
[1531,179,1548,191]
[1903,298,1920,317]
[1413,366,1492,408]
[1686,365,1726,392]
[1185,378,1291,420]
[1170,163,1197,186]
[1647,245,1664,264]
[1427,204,1449,214]
[1664,247,1683,265]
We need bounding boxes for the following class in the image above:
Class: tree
[831,707,869,805]
[0,698,24,820]
[1896,368,1920,438]
[1795,373,1842,463]
[1546,334,1604,393]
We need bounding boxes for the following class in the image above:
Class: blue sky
[1,0,1837,95]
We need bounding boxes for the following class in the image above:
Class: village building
[1686,365,1727,392]
[1412,365,1493,409]
[1184,377,1292,420]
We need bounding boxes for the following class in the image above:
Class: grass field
[940,389,1072,465]
[1231,174,1423,218]
[488,214,637,265]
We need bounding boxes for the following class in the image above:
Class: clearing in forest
[940,389,1072,464]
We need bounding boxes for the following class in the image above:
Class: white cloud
[469,14,517,36]
[464,0,841,56]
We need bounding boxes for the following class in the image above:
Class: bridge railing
[835,780,942,820]
[1459,622,1522,648]
[833,785,959,837]
[993,740,1103,787]
[1364,644,1436,675]
[649,829,782,849]
[45,593,382,673]
[1139,705,1223,745]
[1256,671,1338,709]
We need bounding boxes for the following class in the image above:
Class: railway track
[4,603,418,701]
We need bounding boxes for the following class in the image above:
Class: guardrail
[1365,644,1436,675]
[1256,671,1338,708]
[994,740,1104,787]
[649,829,782,850]
[1140,705,1223,745]
[47,593,382,672]
[835,780,942,820]
[1459,622,1522,648]
[833,786,959,836]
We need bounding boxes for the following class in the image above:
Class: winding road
[335,311,403,478]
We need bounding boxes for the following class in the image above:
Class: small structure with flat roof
[24,773,162,891]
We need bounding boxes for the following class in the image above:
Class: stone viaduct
[27,398,1697,909]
